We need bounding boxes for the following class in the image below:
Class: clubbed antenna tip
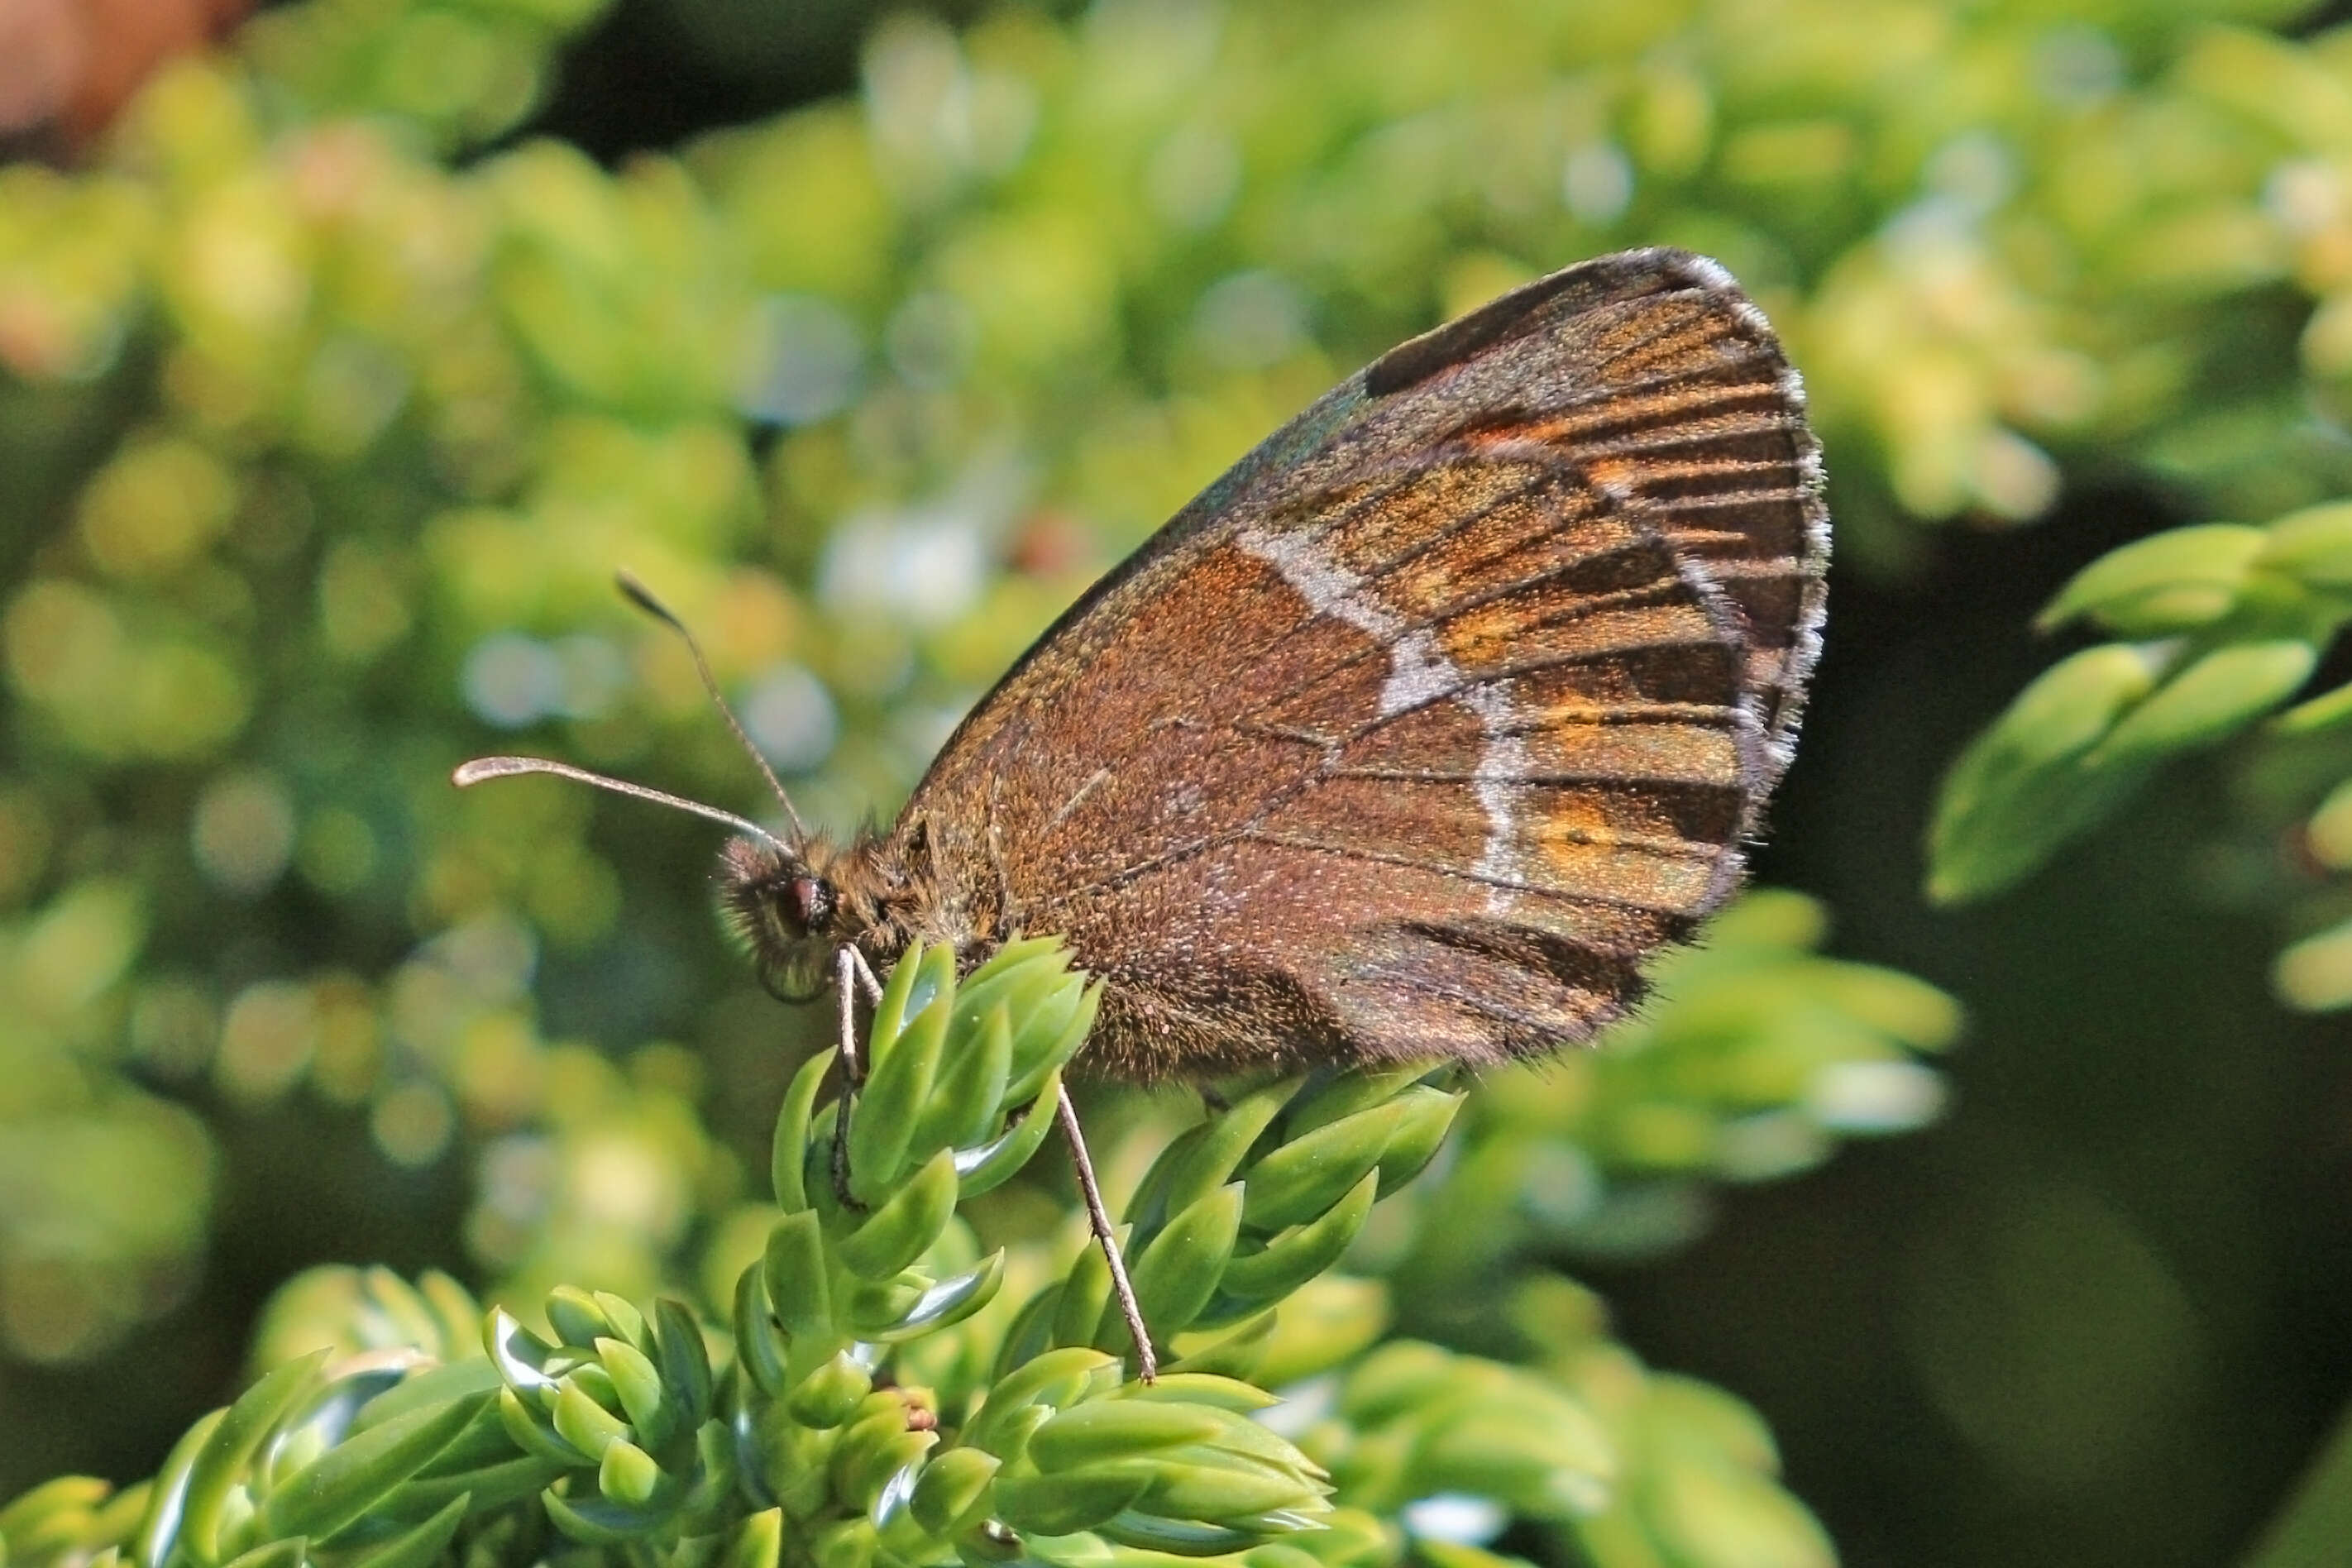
[614,570,685,633]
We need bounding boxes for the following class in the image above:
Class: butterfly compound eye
[785,875,835,932]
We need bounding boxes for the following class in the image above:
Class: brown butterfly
[458,246,1828,1374]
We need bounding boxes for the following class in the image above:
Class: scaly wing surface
[899,248,1827,1076]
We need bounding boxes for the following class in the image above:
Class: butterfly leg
[831,946,868,1212]
[1054,1088,1159,1384]
[844,945,886,1006]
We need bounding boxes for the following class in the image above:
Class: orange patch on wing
[1527,827,1722,911]
[1525,716,1742,785]
[1472,386,1786,454]
[1317,460,1556,581]
[1580,455,1638,493]
[1441,600,1526,667]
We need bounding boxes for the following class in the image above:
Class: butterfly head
[718,833,852,1002]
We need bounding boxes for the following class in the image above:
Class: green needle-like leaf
[1289,1068,1442,1141]
[829,1412,936,1515]
[1162,1312,1277,1379]
[2091,639,2316,761]
[1145,1085,1291,1226]
[950,940,1067,1024]
[544,1288,610,1350]
[867,939,950,1061]
[720,1509,783,1568]
[1091,1454,1326,1527]
[993,1469,1155,1537]
[377,1456,562,1518]
[550,1383,630,1460]
[909,1449,999,1537]
[595,1337,667,1449]
[2039,522,2265,633]
[1027,1403,1232,1471]
[954,1070,1066,1197]
[541,1487,674,1546]
[1926,642,2164,904]
[344,1361,502,1438]
[2260,500,2352,588]
[1371,1087,1464,1195]
[1108,1375,1282,1413]
[1243,1101,1417,1231]
[217,1537,305,1568]
[135,1408,223,1568]
[838,1148,960,1279]
[1049,1231,1116,1350]
[731,1267,788,1399]
[853,944,957,1195]
[1219,1172,1378,1307]
[870,1250,1007,1341]
[1124,1184,1245,1341]
[1093,1511,1267,1555]
[772,1049,836,1216]
[483,1312,561,1401]
[496,1390,595,1469]
[179,1351,329,1566]
[652,1298,715,1437]
[811,1518,875,1568]
[785,1352,872,1428]
[963,1349,1117,1459]
[1003,978,1100,1105]
[256,1394,485,1544]
[915,1002,1014,1157]
[341,1494,468,1568]
[762,1210,833,1341]
[596,1440,665,1508]
[590,1293,648,1350]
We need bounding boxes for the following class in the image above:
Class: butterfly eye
[785,875,835,931]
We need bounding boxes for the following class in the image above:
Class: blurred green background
[8,0,2352,1563]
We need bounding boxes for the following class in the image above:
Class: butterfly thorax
[718,831,952,1002]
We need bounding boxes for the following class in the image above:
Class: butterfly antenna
[452,756,788,850]
[615,570,807,838]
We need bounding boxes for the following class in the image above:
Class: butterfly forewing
[895,248,1826,1079]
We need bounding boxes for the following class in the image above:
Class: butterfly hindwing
[896,248,1826,1078]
